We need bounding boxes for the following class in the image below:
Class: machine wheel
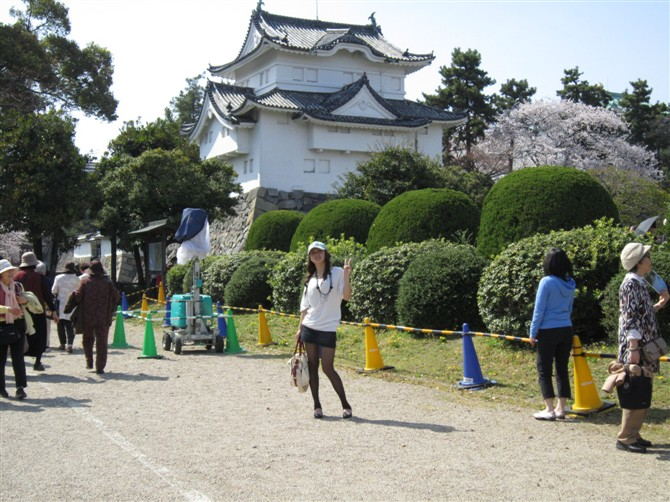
[174,336,183,355]
[215,336,224,353]
[162,333,172,351]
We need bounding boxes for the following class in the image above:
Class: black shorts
[300,325,336,348]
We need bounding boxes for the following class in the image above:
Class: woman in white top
[52,262,81,352]
[295,241,353,419]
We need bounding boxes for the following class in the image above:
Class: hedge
[477,166,620,257]
[396,244,486,331]
[224,254,283,309]
[366,188,479,253]
[477,219,633,344]
[245,210,304,251]
[202,250,284,304]
[289,199,380,251]
[348,239,462,323]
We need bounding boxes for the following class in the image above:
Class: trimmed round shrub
[365,188,479,253]
[269,236,367,316]
[202,250,283,303]
[245,210,304,251]
[477,166,620,258]
[396,245,486,331]
[289,199,380,251]
[166,264,189,295]
[349,239,461,323]
[224,254,283,309]
[477,219,633,344]
[601,244,670,344]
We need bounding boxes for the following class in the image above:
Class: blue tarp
[174,208,208,243]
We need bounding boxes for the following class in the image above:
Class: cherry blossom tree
[473,100,660,179]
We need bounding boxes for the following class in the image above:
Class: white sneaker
[533,410,556,421]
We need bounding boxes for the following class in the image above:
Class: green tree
[0,0,117,119]
[0,110,91,264]
[620,79,655,145]
[423,48,496,165]
[556,66,611,108]
[336,147,443,205]
[493,78,536,112]
[167,73,206,126]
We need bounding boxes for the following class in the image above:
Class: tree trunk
[110,228,117,286]
[49,233,60,277]
[132,244,145,286]
[31,236,43,260]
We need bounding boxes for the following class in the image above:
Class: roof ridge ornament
[368,11,382,35]
[255,0,264,13]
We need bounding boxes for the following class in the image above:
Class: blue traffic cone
[163,296,172,327]
[458,323,495,390]
[217,302,227,338]
[121,292,129,319]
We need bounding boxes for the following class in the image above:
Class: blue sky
[2,0,668,158]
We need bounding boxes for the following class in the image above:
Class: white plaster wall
[235,51,409,99]
[74,242,91,259]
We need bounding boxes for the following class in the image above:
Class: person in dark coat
[14,252,56,371]
[68,261,119,374]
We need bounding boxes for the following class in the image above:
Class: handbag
[23,291,44,314]
[641,336,668,364]
[616,372,653,409]
[0,323,21,346]
[288,341,310,392]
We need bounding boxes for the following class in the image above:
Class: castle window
[243,160,248,174]
[390,77,402,91]
[317,160,331,174]
[248,158,254,173]
[305,68,318,82]
[292,67,304,81]
[303,159,315,173]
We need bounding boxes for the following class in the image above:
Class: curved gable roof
[209,9,434,75]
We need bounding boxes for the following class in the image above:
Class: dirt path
[1,323,668,501]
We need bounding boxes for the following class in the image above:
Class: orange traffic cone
[361,318,393,372]
[570,335,615,416]
[157,281,166,305]
[140,293,149,319]
[257,307,275,346]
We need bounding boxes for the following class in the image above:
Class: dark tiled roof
[209,9,433,74]
[183,75,463,135]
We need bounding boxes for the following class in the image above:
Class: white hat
[0,259,18,275]
[19,251,38,268]
[307,241,327,254]
[620,242,652,271]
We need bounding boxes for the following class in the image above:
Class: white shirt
[52,273,81,320]
[300,267,345,332]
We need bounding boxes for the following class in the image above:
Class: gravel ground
[1,322,669,502]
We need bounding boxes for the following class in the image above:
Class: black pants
[535,326,573,399]
[0,325,27,391]
[25,313,47,359]
[57,319,75,346]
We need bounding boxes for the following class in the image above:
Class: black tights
[304,342,350,410]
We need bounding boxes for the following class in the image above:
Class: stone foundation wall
[209,187,330,255]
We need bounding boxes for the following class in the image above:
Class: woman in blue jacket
[530,248,576,420]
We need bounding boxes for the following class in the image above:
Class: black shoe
[616,440,646,453]
[0,389,8,398]
[636,437,652,447]
[95,369,105,375]
[15,387,26,400]
[86,362,93,370]
[33,362,45,371]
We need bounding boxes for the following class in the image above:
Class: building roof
[209,8,434,76]
[182,75,465,137]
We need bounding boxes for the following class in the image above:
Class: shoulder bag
[641,336,668,364]
[0,323,21,346]
[288,341,310,392]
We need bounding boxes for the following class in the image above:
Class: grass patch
[225,312,669,442]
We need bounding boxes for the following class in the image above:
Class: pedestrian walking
[14,252,56,371]
[294,241,353,419]
[0,259,28,399]
[52,262,80,353]
[66,261,119,374]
